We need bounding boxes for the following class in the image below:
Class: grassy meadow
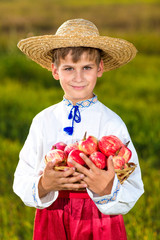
[0,0,160,239]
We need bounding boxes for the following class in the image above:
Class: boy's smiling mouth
[71,85,86,89]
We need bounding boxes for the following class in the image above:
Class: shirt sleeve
[13,117,59,209]
[86,122,144,215]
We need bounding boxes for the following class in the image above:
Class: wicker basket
[115,162,136,184]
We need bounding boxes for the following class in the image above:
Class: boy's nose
[74,71,83,82]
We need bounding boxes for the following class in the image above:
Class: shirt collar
[63,95,98,108]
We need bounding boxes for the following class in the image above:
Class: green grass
[0,137,35,240]
[0,1,160,38]
[124,160,160,239]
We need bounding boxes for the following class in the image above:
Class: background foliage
[0,0,160,239]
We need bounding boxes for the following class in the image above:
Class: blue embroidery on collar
[63,95,98,135]
[63,95,98,108]
[63,105,81,135]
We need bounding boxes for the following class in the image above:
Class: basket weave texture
[115,162,136,184]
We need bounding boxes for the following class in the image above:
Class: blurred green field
[1,0,160,37]
[0,0,160,239]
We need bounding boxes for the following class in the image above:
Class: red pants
[33,191,127,240]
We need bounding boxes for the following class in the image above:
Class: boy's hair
[50,47,103,67]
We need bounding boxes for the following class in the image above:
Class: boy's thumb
[107,156,114,170]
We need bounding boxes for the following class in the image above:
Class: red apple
[89,151,106,169]
[98,135,123,157]
[64,142,79,156]
[112,156,125,169]
[45,149,66,166]
[67,150,86,167]
[79,132,98,155]
[51,142,67,151]
[118,145,132,163]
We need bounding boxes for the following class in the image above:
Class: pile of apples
[45,133,132,170]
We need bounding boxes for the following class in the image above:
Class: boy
[13,19,144,240]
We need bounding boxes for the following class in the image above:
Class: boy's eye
[84,66,92,70]
[64,67,73,71]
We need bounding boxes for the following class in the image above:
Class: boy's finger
[79,153,98,171]
[72,172,81,177]
[64,173,85,184]
[107,156,115,171]
[68,158,89,175]
[46,161,56,169]
[55,167,75,178]
[45,162,75,176]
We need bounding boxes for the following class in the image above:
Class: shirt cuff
[32,176,59,209]
[86,174,121,205]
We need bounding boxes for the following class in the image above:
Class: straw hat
[17,18,137,72]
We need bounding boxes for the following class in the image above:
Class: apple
[64,142,79,156]
[89,151,106,169]
[98,135,123,157]
[67,149,86,167]
[112,155,125,169]
[118,145,132,163]
[51,142,67,151]
[45,149,66,166]
[79,132,98,155]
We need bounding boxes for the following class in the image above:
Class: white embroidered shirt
[13,96,144,215]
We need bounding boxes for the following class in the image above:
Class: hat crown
[55,19,99,37]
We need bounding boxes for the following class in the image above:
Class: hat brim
[17,35,137,72]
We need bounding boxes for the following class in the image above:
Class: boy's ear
[97,60,104,77]
[51,63,59,80]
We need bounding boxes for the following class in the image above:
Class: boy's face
[51,51,104,105]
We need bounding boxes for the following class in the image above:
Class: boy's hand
[68,154,115,196]
[38,160,87,198]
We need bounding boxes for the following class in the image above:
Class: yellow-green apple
[67,150,86,167]
[64,142,79,156]
[89,151,106,169]
[79,132,98,155]
[112,155,125,169]
[51,142,67,151]
[45,149,67,166]
[98,135,123,157]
